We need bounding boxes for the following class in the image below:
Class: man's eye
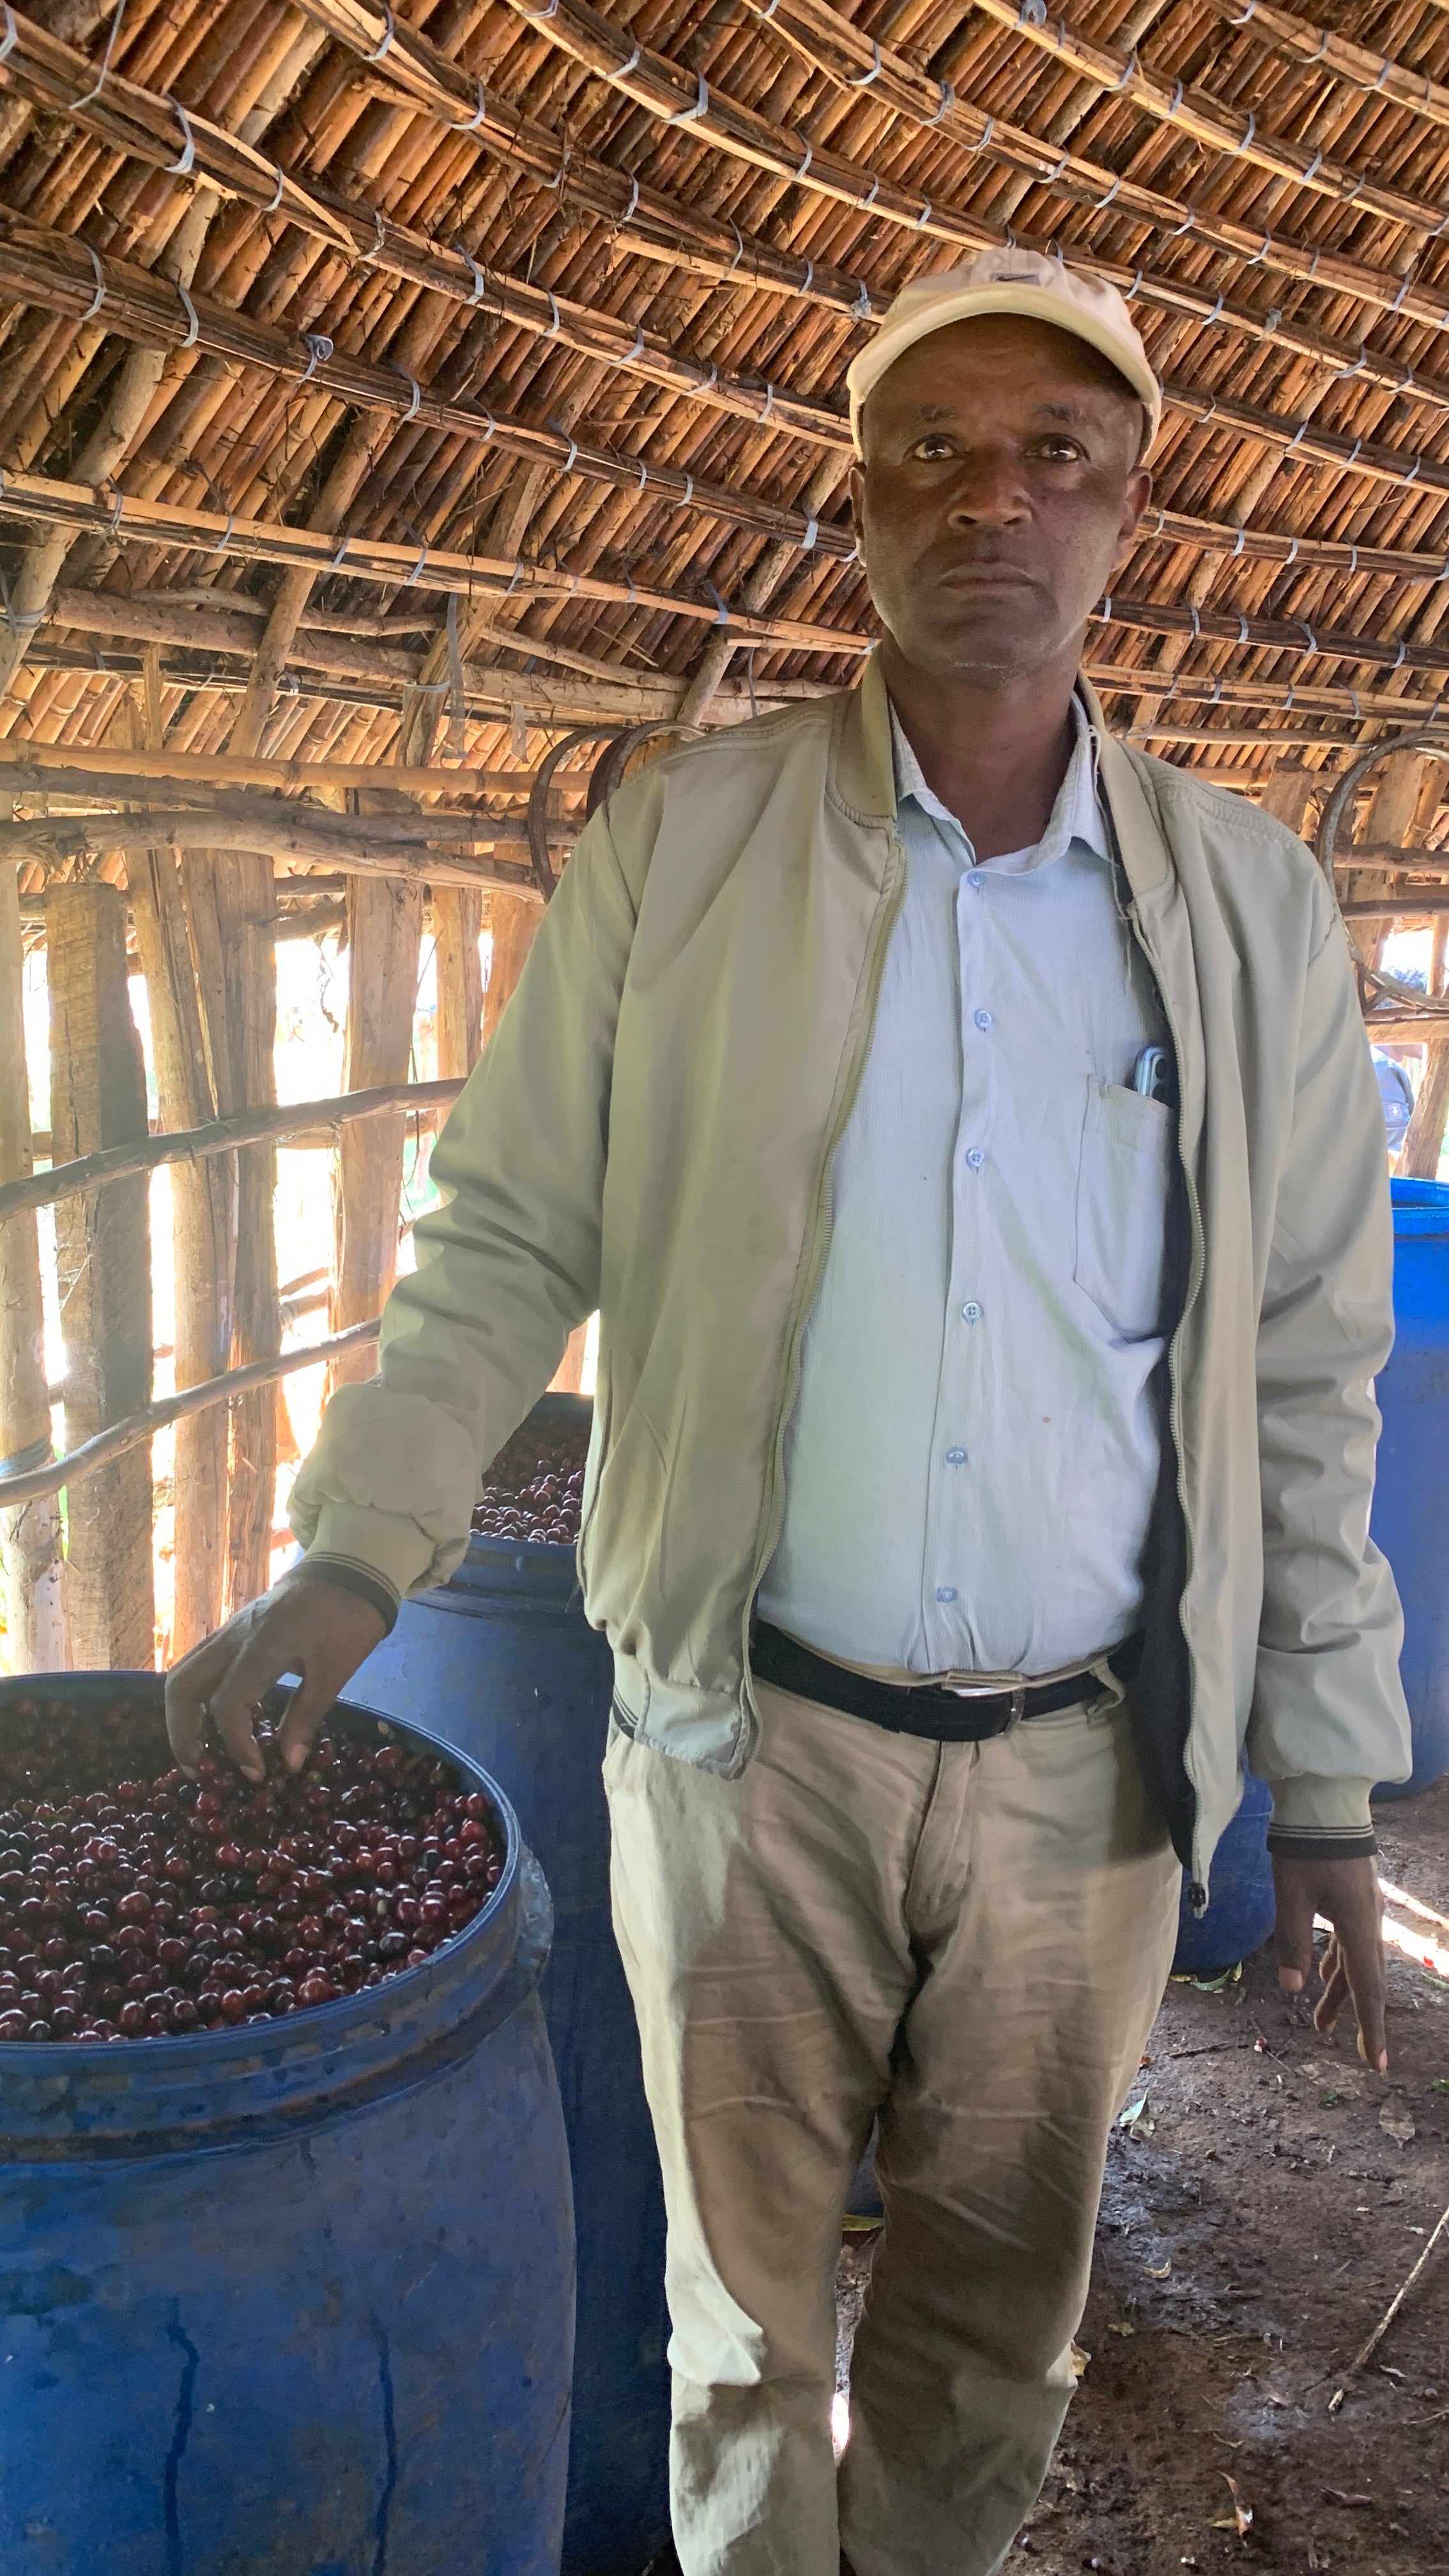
[908,434,956,461]
[1037,436,1084,461]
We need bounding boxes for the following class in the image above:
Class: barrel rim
[1390,1175,1449,1238]
[0,1676,546,2140]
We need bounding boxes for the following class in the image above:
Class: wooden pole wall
[126,672,231,1655]
[469,887,590,1395]
[1258,764,1317,837]
[482,894,542,1049]
[0,854,66,1673]
[433,888,484,1082]
[46,882,155,1667]
[329,870,424,1391]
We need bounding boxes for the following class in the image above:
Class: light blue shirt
[758,700,1172,1680]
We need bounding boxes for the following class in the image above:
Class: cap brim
[847,286,1161,454]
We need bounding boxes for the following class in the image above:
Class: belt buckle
[942,1678,1028,1728]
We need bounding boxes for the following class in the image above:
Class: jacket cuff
[1265,1772,1377,1862]
[284,1556,399,1636]
[297,1503,439,1607]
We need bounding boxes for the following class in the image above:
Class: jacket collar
[1079,677,1172,897]
[832,651,897,826]
[834,657,1174,901]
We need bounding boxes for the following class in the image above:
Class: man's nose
[944,452,1031,526]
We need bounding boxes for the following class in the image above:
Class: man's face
[850,315,1151,684]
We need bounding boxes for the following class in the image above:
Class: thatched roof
[4,0,1449,804]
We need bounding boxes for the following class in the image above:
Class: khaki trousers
[604,1676,1181,2576]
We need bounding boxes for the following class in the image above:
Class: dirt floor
[995,1776,1449,2576]
[836,1776,1449,2576]
[652,1779,1449,2573]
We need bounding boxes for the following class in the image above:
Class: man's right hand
[165,1575,388,1785]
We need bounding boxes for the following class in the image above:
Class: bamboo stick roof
[5,0,1449,815]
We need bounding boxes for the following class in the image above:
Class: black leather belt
[751,1621,1143,1744]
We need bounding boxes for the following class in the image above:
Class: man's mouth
[937,561,1039,592]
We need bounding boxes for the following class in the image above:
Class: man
[1372,1045,1416,1155]
[169,252,1411,2574]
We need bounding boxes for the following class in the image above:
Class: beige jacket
[290,658,1411,1887]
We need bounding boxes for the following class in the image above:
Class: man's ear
[1111,463,1152,581]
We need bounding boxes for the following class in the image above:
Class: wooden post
[180,843,280,1616]
[0,854,66,1671]
[1400,917,1449,1181]
[433,886,483,1079]
[224,887,281,1606]
[1259,763,1317,837]
[329,871,424,1388]
[482,891,542,1046]
[47,882,155,1666]
[128,661,230,1653]
[1351,753,1439,963]
[475,884,583,1386]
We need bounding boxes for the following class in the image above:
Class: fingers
[1272,1855,1318,1996]
[1273,1855,1389,2074]
[165,1612,263,1777]
[165,1579,387,1784]
[275,1663,349,1774]
[204,1607,306,1782]
[1335,1920,1388,2076]
[275,1588,388,1770]
[1314,1935,1351,2035]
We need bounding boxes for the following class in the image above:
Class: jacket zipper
[739,828,910,1714]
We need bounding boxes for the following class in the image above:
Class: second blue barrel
[1371,1176,1449,1796]
[353,1394,671,2576]
[1172,1771,1276,1977]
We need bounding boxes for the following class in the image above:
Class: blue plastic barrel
[0,1674,574,2576]
[352,1394,671,2576]
[1172,1770,1276,1977]
[1371,1177,1449,1796]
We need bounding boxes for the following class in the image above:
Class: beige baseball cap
[846,250,1162,456]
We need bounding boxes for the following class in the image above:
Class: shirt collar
[890,694,1108,874]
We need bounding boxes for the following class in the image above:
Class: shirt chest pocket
[1073,1078,1173,1340]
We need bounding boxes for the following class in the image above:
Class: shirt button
[935,1585,958,1604]
[966,875,983,894]
[960,1302,982,1324]
[965,1147,986,1170]
[945,1446,967,1465]
[973,1009,993,1031]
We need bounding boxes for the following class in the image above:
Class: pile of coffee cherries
[0,1694,504,2044]
[472,1414,588,1545]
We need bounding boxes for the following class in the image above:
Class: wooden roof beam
[0,0,871,318]
[0,9,848,454]
[0,740,590,799]
[494,0,1449,335]
[4,213,1449,599]
[0,805,542,891]
[10,640,828,730]
[282,0,1449,383]
[967,0,1449,231]
[1197,0,1449,136]
[3,469,1446,624]
[42,572,1449,689]
[0,468,866,651]
[0,210,852,556]
[743,0,1449,354]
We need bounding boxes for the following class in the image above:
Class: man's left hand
[1272,1854,1388,2071]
